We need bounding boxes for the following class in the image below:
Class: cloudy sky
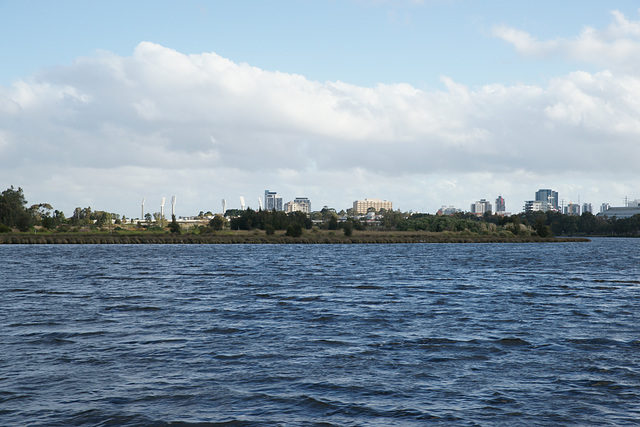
[1,0,640,217]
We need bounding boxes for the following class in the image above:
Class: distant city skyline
[127,187,636,220]
[2,1,640,217]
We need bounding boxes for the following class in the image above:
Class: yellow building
[284,198,311,214]
[352,198,393,215]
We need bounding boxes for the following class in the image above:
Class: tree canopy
[0,186,32,231]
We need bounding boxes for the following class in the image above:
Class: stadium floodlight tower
[240,196,246,211]
[258,197,263,211]
[222,199,227,216]
[141,197,145,221]
[160,197,166,220]
[171,196,176,217]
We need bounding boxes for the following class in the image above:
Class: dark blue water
[1,239,639,426]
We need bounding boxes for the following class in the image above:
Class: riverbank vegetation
[0,230,589,245]
[3,185,637,244]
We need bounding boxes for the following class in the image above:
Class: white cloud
[493,9,640,72]
[1,35,640,216]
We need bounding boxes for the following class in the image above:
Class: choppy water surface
[1,239,639,426]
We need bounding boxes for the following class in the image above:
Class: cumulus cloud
[1,27,640,215]
[493,9,640,72]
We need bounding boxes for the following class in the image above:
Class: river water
[1,239,639,426]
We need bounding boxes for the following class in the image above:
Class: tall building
[564,203,581,216]
[284,197,311,214]
[600,203,610,213]
[264,190,283,211]
[524,200,544,213]
[470,199,492,214]
[582,203,592,214]
[495,195,506,213]
[352,198,393,215]
[535,189,559,211]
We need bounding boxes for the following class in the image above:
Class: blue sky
[1,1,640,216]
[3,0,631,88]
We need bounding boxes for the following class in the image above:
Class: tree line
[2,186,640,236]
[0,186,122,232]
[397,210,640,237]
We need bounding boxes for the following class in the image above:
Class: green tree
[288,211,312,229]
[343,221,353,237]
[534,217,553,238]
[510,215,521,235]
[169,214,181,234]
[344,218,364,231]
[92,211,112,228]
[381,210,405,229]
[286,223,303,237]
[152,212,166,227]
[209,214,226,231]
[328,216,339,230]
[71,206,93,226]
[28,203,53,225]
[0,186,32,231]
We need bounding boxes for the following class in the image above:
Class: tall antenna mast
[171,196,176,217]
[141,197,145,220]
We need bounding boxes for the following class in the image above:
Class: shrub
[286,223,303,237]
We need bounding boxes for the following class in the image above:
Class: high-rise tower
[264,190,283,211]
[535,189,559,211]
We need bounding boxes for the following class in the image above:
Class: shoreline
[0,232,590,244]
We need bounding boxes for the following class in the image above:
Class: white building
[597,200,640,219]
[524,200,544,213]
[264,190,283,211]
[470,199,492,214]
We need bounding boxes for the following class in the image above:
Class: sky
[1,0,640,218]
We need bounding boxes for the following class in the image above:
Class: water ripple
[1,239,639,425]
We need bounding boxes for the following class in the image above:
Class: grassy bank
[0,230,590,244]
